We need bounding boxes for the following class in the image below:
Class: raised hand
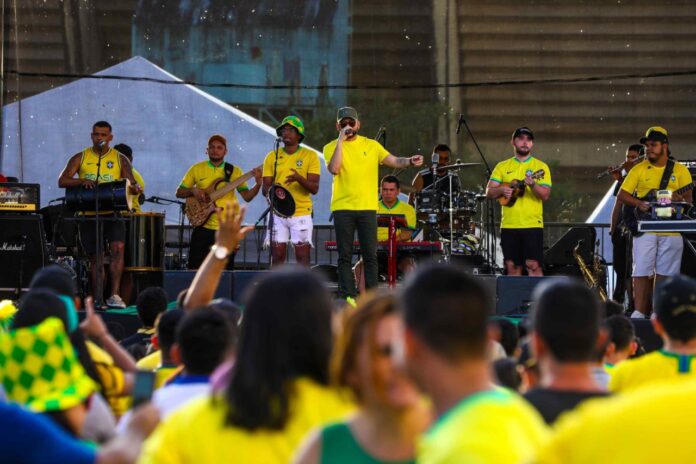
[215,200,254,251]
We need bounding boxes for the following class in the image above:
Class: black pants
[187,226,235,270]
[334,210,377,298]
[612,229,632,303]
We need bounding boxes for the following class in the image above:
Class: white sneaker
[630,310,646,319]
[106,295,126,309]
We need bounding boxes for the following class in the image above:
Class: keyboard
[324,241,442,253]
[638,220,696,233]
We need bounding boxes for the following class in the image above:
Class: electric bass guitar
[622,182,695,235]
[498,169,546,207]
[185,165,261,227]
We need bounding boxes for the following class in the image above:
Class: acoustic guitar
[497,169,546,207]
[185,165,261,227]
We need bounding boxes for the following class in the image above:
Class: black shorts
[78,216,126,254]
[500,228,544,266]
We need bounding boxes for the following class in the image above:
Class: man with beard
[486,127,552,276]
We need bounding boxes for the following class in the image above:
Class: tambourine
[268,184,296,218]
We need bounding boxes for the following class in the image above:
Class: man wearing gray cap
[323,107,423,299]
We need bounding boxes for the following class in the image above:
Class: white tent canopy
[1,57,334,224]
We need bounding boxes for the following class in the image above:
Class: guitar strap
[658,159,675,191]
[224,162,235,182]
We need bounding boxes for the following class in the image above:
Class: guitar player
[176,134,262,270]
[485,127,552,276]
[617,126,693,319]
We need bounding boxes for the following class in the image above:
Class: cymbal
[436,163,481,171]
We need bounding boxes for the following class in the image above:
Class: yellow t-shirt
[608,350,696,393]
[323,136,390,211]
[132,167,145,213]
[262,146,321,217]
[619,159,693,236]
[86,340,128,418]
[490,156,552,229]
[377,199,416,241]
[417,388,548,464]
[537,381,696,464]
[179,160,249,230]
[136,350,161,371]
[139,378,353,464]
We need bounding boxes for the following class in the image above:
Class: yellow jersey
[262,146,321,217]
[620,159,692,236]
[537,381,696,464]
[136,350,161,371]
[608,350,696,393]
[179,160,249,230]
[323,136,390,211]
[131,167,145,213]
[78,147,123,183]
[417,388,548,464]
[139,378,353,464]
[86,341,128,418]
[490,156,552,229]
[377,199,416,241]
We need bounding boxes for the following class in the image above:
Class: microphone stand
[258,137,281,268]
[93,144,104,308]
[456,115,499,273]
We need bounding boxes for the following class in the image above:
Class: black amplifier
[0,183,40,213]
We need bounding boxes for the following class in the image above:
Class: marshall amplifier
[0,183,40,213]
[0,214,47,298]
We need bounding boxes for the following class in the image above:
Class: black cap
[654,275,696,321]
[29,264,77,298]
[512,127,534,140]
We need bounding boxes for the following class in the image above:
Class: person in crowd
[486,127,552,276]
[136,309,186,390]
[262,115,320,266]
[523,280,609,424]
[617,127,693,318]
[140,266,353,463]
[603,314,638,370]
[609,275,696,392]
[493,358,524,392]
[120,287,168,359]
[119,309,234,431]
[517,340,541,393]
[176,134,262,270]
[57,121,142,308]
[323,106,423,300]
[295,292,431,464]
[399,265,547,463]
[491,318,520,357]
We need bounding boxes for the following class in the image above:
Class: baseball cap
[336,107,358,122]
[640,126,668,144]
[276,115,305,142]
[208,134,227,147]
[512,127,534,140]
[654,275,696,320]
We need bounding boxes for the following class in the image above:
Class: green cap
[336,107,358,122]
[276,115,305,142]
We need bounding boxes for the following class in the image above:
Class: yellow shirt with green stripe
[323,135,390,211]
[131,168,145,213]
[537,382,696,464]
[179,160,249,230]
[417,388,548,464]
[139,378,354,464]
[262,146,321,217]
[620,159,693,236]
[490,155,552,229]
[377,199,416,241]
[608,349,696,393]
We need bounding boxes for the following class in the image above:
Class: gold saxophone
[573,240,608,302]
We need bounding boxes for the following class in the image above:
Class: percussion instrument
[124,212,165,271]
[414,190,443,214]
[268,184,296,218]
[65,179,133,212]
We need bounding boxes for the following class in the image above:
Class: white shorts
[265,214,313,246]
[632,233,683,277]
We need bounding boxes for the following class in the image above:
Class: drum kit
[413,162,483,261]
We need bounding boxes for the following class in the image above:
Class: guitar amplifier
[0,214,47,298]
[0,183,40,213]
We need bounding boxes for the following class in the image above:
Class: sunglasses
[339,120,356,128]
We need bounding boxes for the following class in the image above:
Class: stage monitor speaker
[0,214,47,298]
[544,226,595,268]
[164,270,233,302]
[495,275,569,316]
[78,311,143,342]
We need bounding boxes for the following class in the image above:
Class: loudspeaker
[163,270,234,302]
[544,226,595,267]
[0,214,47,297]
[495,275,568,315]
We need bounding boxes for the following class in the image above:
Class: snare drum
[124,212,165,271]
[454,191,478,217]
[415,190,443,214]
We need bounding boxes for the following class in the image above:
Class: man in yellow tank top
[58,121,142,308]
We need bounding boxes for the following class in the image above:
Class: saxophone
[573,240,608,302]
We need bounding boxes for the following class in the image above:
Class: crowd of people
[2,197,696,464]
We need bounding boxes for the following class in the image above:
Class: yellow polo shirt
[377,199,416,241]
[263,146,321,217]
[490,156,551,229]
[608,350,696,393]
[323,136,390,211]
[179,160,249,230]
[139,378,353,464]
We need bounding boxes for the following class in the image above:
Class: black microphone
[275,137,282,143]
[456,114,464,135]
[97,140,106,149]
